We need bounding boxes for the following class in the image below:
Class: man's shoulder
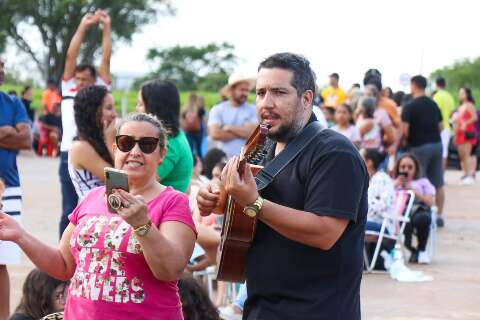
[309,128,359,156]
[0,91,14,105]
[210,100,229,111]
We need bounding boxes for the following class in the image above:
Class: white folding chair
[426,206,438,260]
[364,190,415,272]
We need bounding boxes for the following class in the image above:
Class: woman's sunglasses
[116,135,160,154]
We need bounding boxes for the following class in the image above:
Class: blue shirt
[0,92,29,187]
[207,100,258,158]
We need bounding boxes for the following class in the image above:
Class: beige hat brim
[219,78,256,98]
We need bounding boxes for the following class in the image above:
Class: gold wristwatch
[243,196,264,218]
[133,220,152,236]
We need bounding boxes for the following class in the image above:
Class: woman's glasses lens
[116,135,159,154]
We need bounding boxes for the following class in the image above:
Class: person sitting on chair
[393,153,435,264]
[363,149,395,234]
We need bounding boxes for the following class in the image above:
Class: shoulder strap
[255,121,325,191]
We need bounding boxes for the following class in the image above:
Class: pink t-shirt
[64,186,196,320]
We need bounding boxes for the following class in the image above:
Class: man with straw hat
[208,71,258,158]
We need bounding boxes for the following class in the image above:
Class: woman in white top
[68,85,117,198]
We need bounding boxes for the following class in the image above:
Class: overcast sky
[7,0,480,91]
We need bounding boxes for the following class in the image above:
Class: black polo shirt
[244,119,368,320]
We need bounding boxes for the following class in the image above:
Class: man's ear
[303,90,314,109]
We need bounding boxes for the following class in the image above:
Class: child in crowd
[332,104,361,148]
[356,97,382,150]
[10,268,69,320]
[321,106,336,128]
[178,274,220,320]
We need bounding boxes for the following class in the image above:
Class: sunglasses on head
[116,135,160,154]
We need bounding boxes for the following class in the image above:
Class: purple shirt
[397,178,436,197]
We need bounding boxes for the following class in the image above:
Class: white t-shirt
[60,77,111,152]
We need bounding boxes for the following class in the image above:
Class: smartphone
[104,168,129,213]
[398,172,408,178]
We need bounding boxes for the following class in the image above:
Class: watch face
[244,207,257,218]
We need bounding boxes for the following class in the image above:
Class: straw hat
[219,72,256,97]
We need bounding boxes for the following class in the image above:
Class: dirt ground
[7,152,480,319]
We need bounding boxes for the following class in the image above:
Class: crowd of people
[0,8,479,320]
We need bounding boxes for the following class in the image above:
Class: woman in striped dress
[68,85,117,199]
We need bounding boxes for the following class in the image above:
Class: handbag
[464,131,477,139]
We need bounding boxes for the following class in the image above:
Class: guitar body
[216,166,263,282]
[215,125,269,282]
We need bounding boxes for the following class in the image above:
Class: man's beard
[233,95,247,105]
[267,118,305,143]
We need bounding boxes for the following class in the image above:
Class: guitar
[214,124,269,282]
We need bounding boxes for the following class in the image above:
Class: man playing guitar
[197,53,368,320]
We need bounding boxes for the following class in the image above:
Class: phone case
[104,168,129,213]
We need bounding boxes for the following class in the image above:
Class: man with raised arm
[58,10,112,236]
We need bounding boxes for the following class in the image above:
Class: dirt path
[7,152,480,319]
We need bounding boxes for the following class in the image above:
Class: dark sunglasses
[116,135,160,154]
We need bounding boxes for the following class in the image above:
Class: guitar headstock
[241,123,269,166]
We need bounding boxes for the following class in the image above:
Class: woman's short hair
[394,153,422,180]
[12,268,69,319]
[116,112,168,152]
[74,85,113,165]
[140,79,180,137]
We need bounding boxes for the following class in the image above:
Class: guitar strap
[255,121,325,191]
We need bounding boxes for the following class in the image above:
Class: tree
[139,42,237,91]
[431,57,480,92]
[0,0,174,84]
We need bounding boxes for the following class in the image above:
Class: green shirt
[433,89,455,131]
[156,130,193,192]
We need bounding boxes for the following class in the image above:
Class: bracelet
[133,220,152,237]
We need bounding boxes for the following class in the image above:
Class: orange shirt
[41,88,61,113]
[378,97,400,127]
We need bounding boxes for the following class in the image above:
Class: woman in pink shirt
[0,113,197,319]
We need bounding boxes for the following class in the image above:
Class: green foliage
[430,57,480,106]
[138,42,237,91]
[1,83,225,113]
[0,0,173,83]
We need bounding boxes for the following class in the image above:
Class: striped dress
[0,186,22,264]
[67,164,103,199]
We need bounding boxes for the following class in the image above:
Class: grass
[1,83,228,113]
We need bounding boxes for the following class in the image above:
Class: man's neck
[229,99,242,107]
[413,91,425,98]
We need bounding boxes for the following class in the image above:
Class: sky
[6,0,480,91]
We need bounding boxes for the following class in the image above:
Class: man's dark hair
[75,64,97,79]
[258,52,316,99]
[330,73,339,80]
[410,75,427,90]
[436,77,446,88]
[363,69,382,91]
